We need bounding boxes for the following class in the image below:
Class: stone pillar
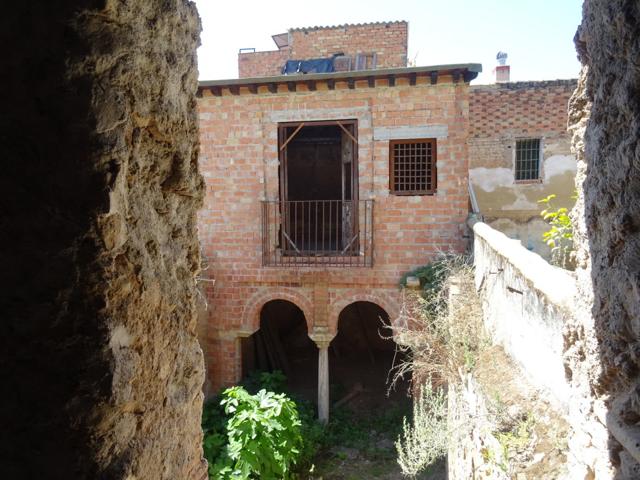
[311,331,334,424]
[317,340,331,424]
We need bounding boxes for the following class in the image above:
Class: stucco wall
[471,220,574,409]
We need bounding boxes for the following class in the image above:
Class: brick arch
[329,290,401,335]
[241,288,314,334]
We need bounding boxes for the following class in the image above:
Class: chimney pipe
[495,51,510,83]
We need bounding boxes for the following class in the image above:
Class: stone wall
[197,75,470,391]
[1,1,207,478]
[565,0,640,477]
[469,80,577,258]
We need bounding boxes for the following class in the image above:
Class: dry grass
[387,254,486,390]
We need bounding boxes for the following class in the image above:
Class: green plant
[538,194,574,269]
[211,386,303,479]
[395,381,448,477]
[202,395,228,473]
[241,370,287,395]
[492,412,536,474]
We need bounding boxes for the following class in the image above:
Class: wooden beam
[430,71,438,85]
[387,74,396,87]
[279,122,305,151]
[287,82,296,92]
[212,86,222,96]
[327,79,335,90]
[268,82,277,93]
[367,76,375,88]
[248,84,258,94]
[452,69,461,83]
[409,72,417,86]
[336,121,357,145]
[347,78,355,90]
[464,71,475,83]
[229,85,240,95]
[306,80,316,91]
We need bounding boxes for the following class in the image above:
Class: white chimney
[495,51,510,83]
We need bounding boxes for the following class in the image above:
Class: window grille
[389,139,437,195]
[515,138,541,181]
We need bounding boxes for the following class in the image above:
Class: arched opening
[330,301,408,411]
[240,300,317,402]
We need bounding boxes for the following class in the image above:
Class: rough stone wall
[1,1,207,478]
[566,1,640,477]
[237,21,408,79]
[469,81,577,258]
[197,75,469,390]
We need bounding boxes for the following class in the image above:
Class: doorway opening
[278,120,358,254]
[240,300,318,403]
[329,301,408,411]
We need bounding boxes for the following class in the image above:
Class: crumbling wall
[565,1,640,477]
[1,1,207,478]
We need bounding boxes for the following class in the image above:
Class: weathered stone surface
[1,1,207,478]
[567,0,640,477]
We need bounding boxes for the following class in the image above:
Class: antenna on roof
[496,51,508,66]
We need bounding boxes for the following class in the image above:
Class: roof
[198,63,482,96]
[271,33,288,49]
[288,20,407,32]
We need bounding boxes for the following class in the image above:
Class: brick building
[468,77,577,255]
[197,22,576,419]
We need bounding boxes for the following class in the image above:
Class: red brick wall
[197,75,470,391]
[238,49,288,78]
[238,21,407,78]
[470,80,576,139]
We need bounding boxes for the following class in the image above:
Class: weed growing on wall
[538,193,575,269]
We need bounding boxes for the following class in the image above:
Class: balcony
[261,200,374,267]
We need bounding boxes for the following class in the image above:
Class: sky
[194,0,583,85]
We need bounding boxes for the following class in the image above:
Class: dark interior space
[241,300,318,403]
[329,302,409,412]
[280,124,357,253]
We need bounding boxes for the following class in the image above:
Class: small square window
[515,138,541,181]
[389,139,437,195]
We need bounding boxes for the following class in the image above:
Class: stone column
[311,331,334,424]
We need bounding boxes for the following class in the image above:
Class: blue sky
[194,0,583,84]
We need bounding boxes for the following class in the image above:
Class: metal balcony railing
[261,200,374,267]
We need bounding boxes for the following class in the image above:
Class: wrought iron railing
[261,200,374,267]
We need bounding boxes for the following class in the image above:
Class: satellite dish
[496,51,508,66]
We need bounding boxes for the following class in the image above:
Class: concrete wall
[238,21,408,78]
[197,74,470,391]
[471,220,575,409]
[469,81,577,258]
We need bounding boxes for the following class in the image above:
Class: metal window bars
[515,138,541,181]
[390,139,437,195]
[261,200,374,267]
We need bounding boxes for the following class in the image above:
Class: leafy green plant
[538,194,575,269]
[211,386,303,479]
[241,370,287,395]
[395,381,448,477]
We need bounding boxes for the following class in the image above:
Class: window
[389,139,437,195]
[515,138,542,181]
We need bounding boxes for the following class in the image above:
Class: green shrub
[395,381,448,477]
[538,194,575,269]
[241,370,287,395]
[211,386,303,479]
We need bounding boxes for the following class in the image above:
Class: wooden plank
[336,121,357,145]
[248,84,257,94]
[229,85,240,95]
[268,82,277,93]
[387,74,396,87]
[409,72,417,86]
[287,82,296,92]
[347,78,355,89]
[306,80,317,91]
[367,76,375,88]
[327,79,335,90]
[279,122,305,151]
[430,71,438,85]
[212,86,222,96]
